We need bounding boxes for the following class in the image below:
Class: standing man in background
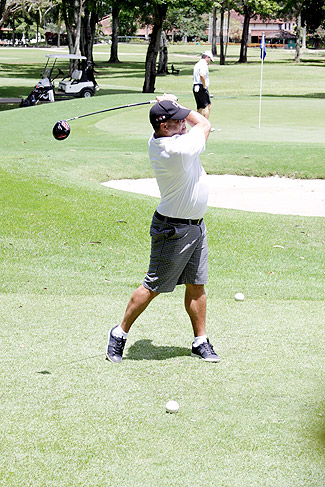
[193,51,214,121]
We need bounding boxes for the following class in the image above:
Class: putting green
[94,96,325,144]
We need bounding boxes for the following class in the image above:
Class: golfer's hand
[156,93,178,102]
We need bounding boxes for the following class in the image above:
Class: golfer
[106,95,220,363]
[193,51,213,120]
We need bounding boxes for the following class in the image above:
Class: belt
[154,211,203,226]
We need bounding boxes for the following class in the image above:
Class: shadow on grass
[300,58,325,65]
[35,353,104,374]
[0,84,142,104]
[0,85,34,98]
[0,60,147,80]
[0,63,46,79]
[0,103,19,111]
[126,339,190,361]
[259,93,325,99]
[95,88,142,96]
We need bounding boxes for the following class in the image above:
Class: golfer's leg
[184,283,206,337]
[121,284,158,333]
[203,104,211,119]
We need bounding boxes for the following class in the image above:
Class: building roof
[265,30,296,39]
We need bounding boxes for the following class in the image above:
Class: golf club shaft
[65,100,156,122]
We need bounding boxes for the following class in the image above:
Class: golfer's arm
[200,72,206,89]
[186,110,211,142]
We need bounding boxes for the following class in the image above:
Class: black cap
[149,100,190,129]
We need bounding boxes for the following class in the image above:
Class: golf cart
[56,54,98,98]
[20,54,98,107]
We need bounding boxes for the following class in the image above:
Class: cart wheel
[80,88,94,98]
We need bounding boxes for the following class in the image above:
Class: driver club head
[53,120,70,140]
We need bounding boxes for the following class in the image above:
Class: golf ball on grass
[235,292,245,301]
[166,400,179,413]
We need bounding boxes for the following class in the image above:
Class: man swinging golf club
[106,94,220,363]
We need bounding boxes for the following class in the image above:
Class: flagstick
[258,41,264,129]
[258,56,264,129]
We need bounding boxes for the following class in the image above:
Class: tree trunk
[36,11,39,48]
[295,12,301,63]
[0,0,12,29]
[225,0,230,58]
[142,3,167,93]
[239,8,250,63]
[157,30,168,74]
[81,5,97,63]
[220,4,225,65]
[109,5,120,63]
[211,6,217,57]
[0,0,5,25]
[61,0,83,71]
[12,17,15,45]
[73,0,82,56]
[57,15,61,48]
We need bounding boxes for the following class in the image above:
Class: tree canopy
[2,0,324,92]
[233,0,279,63]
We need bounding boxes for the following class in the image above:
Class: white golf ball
[235,292,245,301]
[166,400,179,413]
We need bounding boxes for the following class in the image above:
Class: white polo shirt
[148,125,209,219]
[193,58,209,88]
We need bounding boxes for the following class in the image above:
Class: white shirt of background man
[193,58,209,88]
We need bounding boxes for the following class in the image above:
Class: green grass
[1,44,324,179]
[0,44,324,486]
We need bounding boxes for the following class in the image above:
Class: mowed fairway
[0,44,324,486]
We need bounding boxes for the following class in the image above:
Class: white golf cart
[55,54,98,98]
[20,53,98,107]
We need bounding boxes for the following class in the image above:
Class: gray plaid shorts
[143,213,208,293]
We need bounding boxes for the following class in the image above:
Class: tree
[210,0,239,64]
[280,0,325,57]
[0,0,25,28]
[142,0,213,93]
[308,25,325,48]
[164,6,209,43]
[108,1,120,63]
[1,1,54,45]
[80,0,101,63]
[176,8,209,42]
[278,0,304,62]
[119,8,140,36]
[295,8,301,61]
[157,30,168,74]
[301,0,325,31]
[143,1,212,93]
[28,0,54,46]
[162,6,178,43]
[142,1,167,92]
[234,0,278,63]
[0,0,51,32]
[106,0,140,64]
[60,0,99,69]
[219,1,229,64]
[211,5,217,57]
[61,0,83,59]
[212,0,237,63]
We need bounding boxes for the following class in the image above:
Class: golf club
[52,96,178,140]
